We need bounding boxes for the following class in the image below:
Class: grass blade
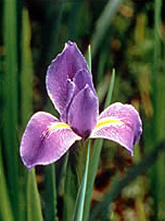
[0,143,14,221]
[2,0,19,218]
[73,140,91,221]
[91,0,123,57]
[83,139,103,221]
[104,69,115,108]
[21,9,33,126]
[44,164,58,221]
[151,1,165,219]
[18,8,34,221]
[87,45,92,73]
[63,155,79,221]
[27,169,43,221]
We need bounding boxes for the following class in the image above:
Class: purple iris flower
[20,41,142,170]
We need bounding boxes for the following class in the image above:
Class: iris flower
[20,41,142,170]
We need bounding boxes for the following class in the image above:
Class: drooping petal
[90,102,142,155]
[20,112,81,170]
[68,85,99,138]
[46,41,89,114]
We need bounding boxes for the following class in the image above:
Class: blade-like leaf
[21,9,33,126]
[3,0,19,218]
[104,69,115,108]
[91,0,123,57]
[18,8,34,221]
[27,169,43,221]
[73,140,91,221]
[44,164,58,221]
[0,143,14,221]
[151,1,165,219]
[83,139,103,221]
[63,153,79,221]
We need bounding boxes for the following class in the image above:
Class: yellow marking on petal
[96,118,124,129]
[49,122,71,132]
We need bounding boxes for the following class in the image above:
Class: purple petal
[73,69,96,95]
[20,112,81,169]
[90,102,142,155]
[68,85,99,138]
[46,41,89,114]
[60,79,76,122]
[61,69,96,122]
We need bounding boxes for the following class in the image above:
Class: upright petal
[61,69,96,122]
[73,69,96,95]
[68,85,99,138]
[60,79,76,122]
[90,102,142,155]
[20,112,81,170]
[46,41,89,114]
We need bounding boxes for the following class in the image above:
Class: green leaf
[83,139,103,221]
[104,69,115,108]
[2,0,19,218]
[91,0,123,57]
[0,143,14,221]
[17,8,34,221]
[21,9,33,126]
[97,48,108,83]
[87,45,92,73]
[44,164,58,221]
[150,1,165,219]
[27,169,43,221]
[63,153,79,221]
[73,140,91,221]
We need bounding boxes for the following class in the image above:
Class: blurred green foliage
[0,0,165,220]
